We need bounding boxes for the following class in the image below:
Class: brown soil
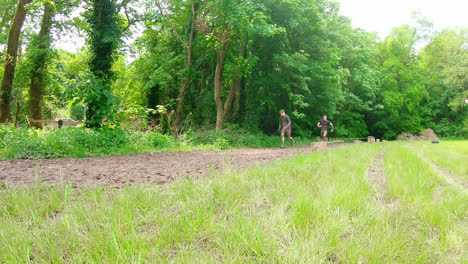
[0,146,329,188]
[367,149,389,203]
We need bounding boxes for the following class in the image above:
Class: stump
[368,136,376,143]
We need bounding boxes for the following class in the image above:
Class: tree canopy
[0,0,467,139]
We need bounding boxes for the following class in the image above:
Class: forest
[1,0,467,140]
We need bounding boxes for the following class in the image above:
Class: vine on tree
[83,0,122,128]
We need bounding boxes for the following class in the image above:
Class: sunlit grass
[385,143,468,263]
[1,142,467,263]
[408,141,468,179]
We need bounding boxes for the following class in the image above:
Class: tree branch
[155,1,188,49]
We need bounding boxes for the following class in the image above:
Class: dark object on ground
[432,140,440,144]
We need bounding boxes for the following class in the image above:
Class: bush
[147,131,172,148]
[0,126,141,159]
[457,128,468,139]
[457,118,468,139]
[70,103,86,121]
[0,125,314,160]
[214,138,229,150]
[189,126,312,149]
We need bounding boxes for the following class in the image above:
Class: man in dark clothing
[317,115,334,141]
[278,109,296,148]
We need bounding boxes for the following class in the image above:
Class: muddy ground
[0,143,353,188]
[0,146,312,188]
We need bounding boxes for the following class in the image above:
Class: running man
[278,109,296,148]
[317,115,334,141]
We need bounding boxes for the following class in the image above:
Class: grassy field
[0,142,467,263]
[408,141,468,180]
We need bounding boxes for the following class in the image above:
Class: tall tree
[28,2,55,127]
[420,29,468,137]
[202,0,264,130]
[156,0,202,130]
[84,0,122,128]
[0,0,18,44]
[0,0,33,123]
[372,25,428,139]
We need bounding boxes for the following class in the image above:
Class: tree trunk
[200,70,206,92]
[0,0,32,123]
[233,78,241,116]
[173,0,198,130]
[221,79,238,124]
[214,45,228,131]
[223,33,247,123]
[29,4,54,129]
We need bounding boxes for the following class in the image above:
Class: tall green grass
[1,143,467,262]
[407,141,468,179]
[385,144,468,263]
[0,125,182,159]
[188,128,315,149]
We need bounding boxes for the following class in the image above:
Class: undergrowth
[0,125,313,160]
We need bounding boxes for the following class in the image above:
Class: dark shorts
[281,127,292,137]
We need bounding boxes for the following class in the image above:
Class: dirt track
[0,146,320,188]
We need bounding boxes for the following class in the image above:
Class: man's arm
[317,122,322,128]
[330,122,334,132]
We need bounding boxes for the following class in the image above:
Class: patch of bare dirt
[0,146,320,188]
[367,149,389,203]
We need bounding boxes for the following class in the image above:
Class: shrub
[70,103,86,121]
[147,131,172,148]
[214,138,229,150]
[0,126,137,159]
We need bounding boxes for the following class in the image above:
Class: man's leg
[321,129,327,141]
[281,130,285,147]
[287,128,295,146]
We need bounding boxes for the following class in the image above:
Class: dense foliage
[83,0,122,128]
[0,0,467,139]
[0,124,312,159]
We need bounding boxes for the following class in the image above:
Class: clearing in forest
[0,142,467,263]
[0,143,353,187]
[0,146,315,187]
